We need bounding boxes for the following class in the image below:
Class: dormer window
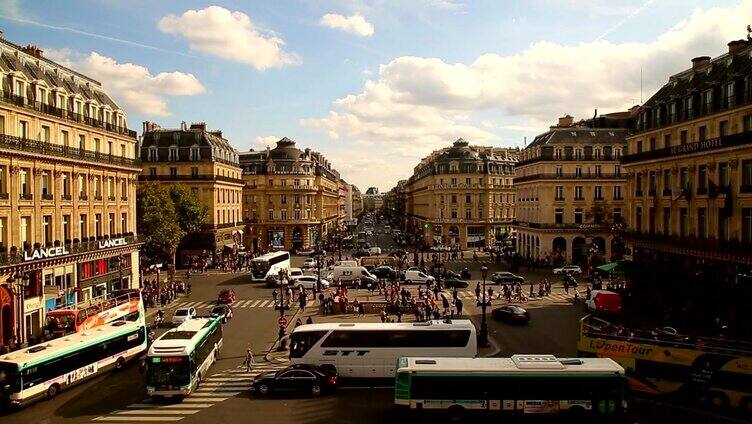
[14,79,24,97]
[148,146,158,162]
[36,87,47,104]
[190,145,201,161]
[168,146,178,161]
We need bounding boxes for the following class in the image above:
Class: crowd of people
[140,277,191,308]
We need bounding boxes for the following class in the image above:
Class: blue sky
[0,0,747,190]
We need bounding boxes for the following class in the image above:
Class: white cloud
[320,13,375,37]
[158,5,299,70]
[304,1,752,189]
[52,51,204,117]
[254,135,279,148]
[425,0,464,11]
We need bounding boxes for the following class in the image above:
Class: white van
[404,269,435,285]
[330,265,377,286]
[328,260,359,270]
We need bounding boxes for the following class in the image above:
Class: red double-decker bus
[45,290,144,338]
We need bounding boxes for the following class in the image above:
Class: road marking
[127,403,214,409]
[94,417,184,422]
[249,300,262,307]
[116,409,202,415]
[192,390,242,396]
[307,300,315,306]
[181,397,227,403]
[258,300,271,307]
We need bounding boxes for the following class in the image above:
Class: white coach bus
[289,320,477,378]
[250,251,291,282]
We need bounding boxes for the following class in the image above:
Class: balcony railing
[79,194,88,201]
[42,193,54,201]
[0,92,137,138]
[514,173,624,183]
[623,231,752,260]
[0,233,140,267]
[19,193,32,200]
[0,192,8,200]
[62,194,72,201]
[514,221,609,231]
[0,134,140,168]
[139,174,244,184]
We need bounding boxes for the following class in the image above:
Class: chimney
[180,121,187,131]
[210,130,223,139]
[728,40,749,55]
[22,44,43,58]
[189,122,207,131]
[557,115,574,127]
[142,121,160,133]
[691,56,711,69]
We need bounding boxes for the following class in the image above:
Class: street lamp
[277,268,288,351]
[479,265,489,347]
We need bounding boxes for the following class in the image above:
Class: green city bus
[394,355,626,420]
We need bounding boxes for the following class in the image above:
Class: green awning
[597,261,624,274]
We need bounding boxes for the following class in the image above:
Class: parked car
[217,289,236,304]
[585,290,623,314]
[490,272,525,284]
[443,277,469,289]
[491,305,531,324]
[250,364,337,397]
[172,307,196,325]
[210,305,233,323]
[404,269,435,285]
[553,265,582,275]
[372,266,398,280]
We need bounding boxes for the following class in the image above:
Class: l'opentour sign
[23,246,70,261]
[98,238,128,249]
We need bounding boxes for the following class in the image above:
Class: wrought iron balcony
[0,134,140,168]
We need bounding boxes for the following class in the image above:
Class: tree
[169,185,208,234]
[137,183,184,267]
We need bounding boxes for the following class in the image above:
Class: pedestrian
[456,298,463,316]
[243,347,255,372]
[380,309,387,323]
[475,283,481,301]
[358,302,365,317]
[306,315,314,324]
[295,317,303,327]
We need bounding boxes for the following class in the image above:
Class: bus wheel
[115,357,126,370]
[47,384,61,399]
[448,405,464,422]
[707,391,729,409]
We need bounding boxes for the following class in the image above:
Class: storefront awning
[597,261,626,274]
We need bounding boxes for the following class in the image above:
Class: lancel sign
[98,238,128,249]
[23,246,70,261]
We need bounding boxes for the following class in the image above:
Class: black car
[209,305,233,323]
[491,305,531,324]
[490,272,525,284]
[372,266,398,279]
[443,277,469,289]
[250,364,337,396]
[443,270,463,280]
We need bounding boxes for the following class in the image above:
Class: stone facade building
[404,139,518,249]
[0,36,141,349]
[239,137,341,252]
[623,39,752,285]
[139,121,244,266]
[515,113,632,266]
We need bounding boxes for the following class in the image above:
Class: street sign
[278,316,288,326]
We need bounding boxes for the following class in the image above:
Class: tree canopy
[169,185,209,234]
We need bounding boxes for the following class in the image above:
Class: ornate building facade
[404,139,518,249]
[623,39,752,286]
[0,37,141,349]
[239,137,342,252]
[515,113,632,266]
[139,121,244,265]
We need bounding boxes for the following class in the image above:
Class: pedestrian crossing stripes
[169,299,317,310]
[92,363,287,422]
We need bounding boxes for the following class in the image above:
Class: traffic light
[423,223,430,231]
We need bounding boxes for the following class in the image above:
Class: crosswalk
[92,363,287,422]
[170,299,317,310]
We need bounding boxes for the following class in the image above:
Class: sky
[0,0,750,191]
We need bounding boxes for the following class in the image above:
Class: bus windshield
[146,358,191,387]
[251,260,270,277]
[290,331,328,358]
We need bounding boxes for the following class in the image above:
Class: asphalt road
[2,222,746,423]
